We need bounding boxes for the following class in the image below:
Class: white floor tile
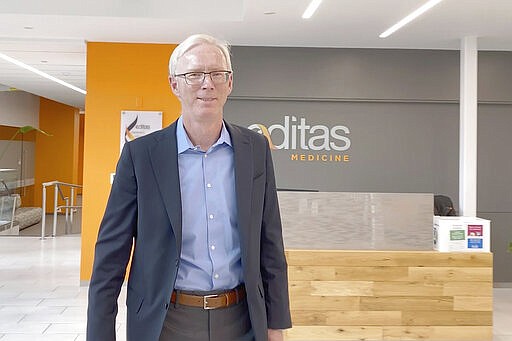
[37,297,87,307]
[21,312,84,323]
[17,290,80,300]
[0,313,23,324]
[0,334,79,341]
[0,322,49,334]
[61,306,87,317]
[0,298,43,307]
[494,336,512,341]
[44,322,86,334]
[0,306,65,315]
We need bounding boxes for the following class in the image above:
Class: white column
[459,37,478,216]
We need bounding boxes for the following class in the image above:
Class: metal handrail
[41,181,82,239]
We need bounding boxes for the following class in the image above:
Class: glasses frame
[174,70,232,86]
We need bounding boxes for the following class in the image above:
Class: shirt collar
[176,116,232,154]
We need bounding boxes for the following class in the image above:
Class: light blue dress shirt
[174,116,243,291]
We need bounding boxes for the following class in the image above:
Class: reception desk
[279,193,493,341]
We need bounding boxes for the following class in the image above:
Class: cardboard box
[433,216,490,252]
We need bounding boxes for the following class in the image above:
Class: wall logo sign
[248,115,351,163]
[120,110,162,154]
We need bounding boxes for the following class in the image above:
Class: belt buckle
[203,294,218,310]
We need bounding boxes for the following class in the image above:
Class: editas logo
[248,115,351,151]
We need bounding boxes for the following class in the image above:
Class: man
[87,34,292,341]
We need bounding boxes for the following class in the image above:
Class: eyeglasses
[174,71,232,85]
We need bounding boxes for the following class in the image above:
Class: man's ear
[169,76,180,97]
[225,73,233,96]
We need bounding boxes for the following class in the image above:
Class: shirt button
[214,274,219,279]
[211,245,216,250]
[207,183,212,188]
[209,214,214,219]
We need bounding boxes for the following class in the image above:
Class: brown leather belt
[171,284,246,310]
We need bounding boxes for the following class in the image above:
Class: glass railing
[0,194,17,235]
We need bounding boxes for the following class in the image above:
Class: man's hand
[268,329,284,341]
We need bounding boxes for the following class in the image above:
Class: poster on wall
[120,110,162,154]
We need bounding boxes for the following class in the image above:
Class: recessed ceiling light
[302,0,322,19]
[40,60,48,63]
[264,11,276,15]
[379,0,444,38]
[23,26,34,30]
[0,52,86,95]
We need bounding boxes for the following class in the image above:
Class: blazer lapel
[149,122,182,256]
[226,123,253,255]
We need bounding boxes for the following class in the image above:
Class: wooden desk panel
[285,250,493,341]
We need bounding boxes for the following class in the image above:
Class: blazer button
[165,303,169,309]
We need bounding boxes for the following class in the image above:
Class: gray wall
[230,47,459,101]
[224,46,512,282]
[478,103,512,284]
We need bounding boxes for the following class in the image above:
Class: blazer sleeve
[259,138,293,329]
[87,143,138,341]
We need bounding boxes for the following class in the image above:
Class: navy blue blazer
[87,120,292,341]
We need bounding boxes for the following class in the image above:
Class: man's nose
[201,73,215,88]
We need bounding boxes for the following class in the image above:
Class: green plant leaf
[17,126,52,136]
[0,126,52,162]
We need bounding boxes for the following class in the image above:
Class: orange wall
[77,114,85,193]
[34,98,80,211]
[80,42,180,282]
[20,185,35,206]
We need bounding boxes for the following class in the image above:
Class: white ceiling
[1,0,512,110]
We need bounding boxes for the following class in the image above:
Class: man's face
[170,44,233,122]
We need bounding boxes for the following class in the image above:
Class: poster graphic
[120,111,162,153]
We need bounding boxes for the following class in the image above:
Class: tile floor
[0,235,511,341]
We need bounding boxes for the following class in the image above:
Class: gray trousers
[159,297,255,341]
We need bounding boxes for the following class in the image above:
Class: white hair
[169,34,232,76]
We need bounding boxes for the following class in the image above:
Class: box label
[468,225,483,237]
[468,238,483,249]
[450,230,465,240]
